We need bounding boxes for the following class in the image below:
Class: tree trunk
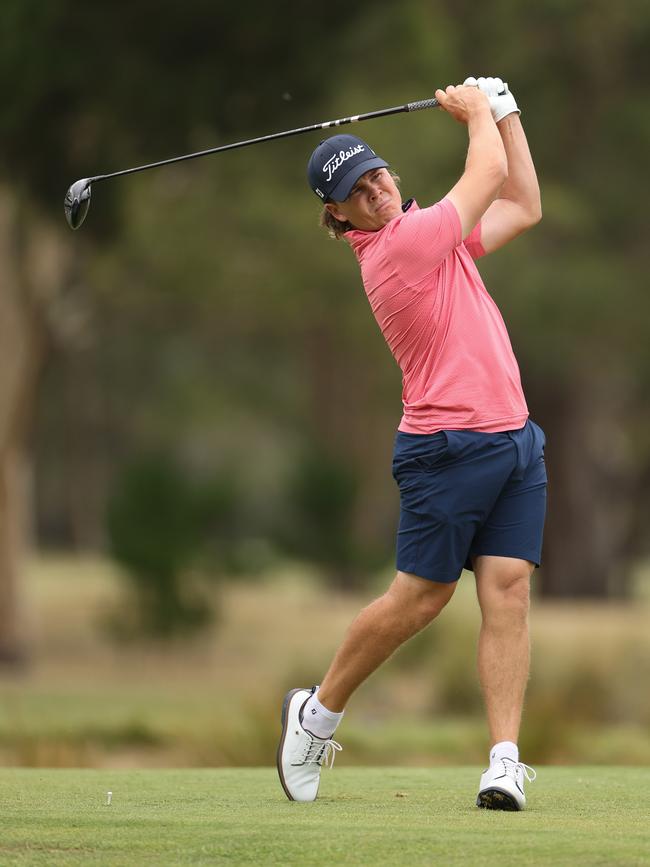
[0,447,30,663]
[533,371,638,599]
[0,187,70,664]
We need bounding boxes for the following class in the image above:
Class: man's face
[325,167,403,231]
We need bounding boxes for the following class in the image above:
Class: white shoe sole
[276,687,310,801]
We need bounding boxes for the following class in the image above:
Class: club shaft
[89,97,439,185]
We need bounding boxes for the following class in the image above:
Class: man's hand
[434,84,493,126]
[463,76,520,124]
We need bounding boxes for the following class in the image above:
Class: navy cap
[307,134,389,202]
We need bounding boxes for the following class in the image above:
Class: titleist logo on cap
[307,134,387,201]
[323,144,365,182]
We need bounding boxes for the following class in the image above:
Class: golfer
[277,77,545,810]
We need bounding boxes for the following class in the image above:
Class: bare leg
[317,571,457,712]
[474,555,533,745]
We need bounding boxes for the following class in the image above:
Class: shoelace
[500,759,537,783]
[296,736,343,768]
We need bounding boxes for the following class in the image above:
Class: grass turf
[0,767,648,865]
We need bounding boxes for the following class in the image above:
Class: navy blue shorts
[391,419,547,583]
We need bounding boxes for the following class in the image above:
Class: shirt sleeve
[463,221,486,259]
[387,198,463,286]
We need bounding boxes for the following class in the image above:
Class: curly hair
[319,170,401,240]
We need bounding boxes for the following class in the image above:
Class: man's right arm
[434,85,508,239]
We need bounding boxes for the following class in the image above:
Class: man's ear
[325,202,348,223]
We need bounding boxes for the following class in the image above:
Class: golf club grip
[407,97,440,112]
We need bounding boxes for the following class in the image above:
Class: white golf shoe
[476,758,537,810]
[276,687,342,802]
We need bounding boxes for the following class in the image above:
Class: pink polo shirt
[345,198,528,434]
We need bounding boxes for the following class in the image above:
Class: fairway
[0,768,648,865]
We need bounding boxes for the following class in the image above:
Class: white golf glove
[463,76,520,123]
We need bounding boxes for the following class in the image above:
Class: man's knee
[475,558,531,624]
[502,575,530,620]
[391,571,457,627]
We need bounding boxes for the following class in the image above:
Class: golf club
[64,96,442,230]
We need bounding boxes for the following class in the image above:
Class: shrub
[281,444,368,590]
[106,452,236,638]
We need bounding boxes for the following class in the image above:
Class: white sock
[490,741,519,765]
[301,689,344,739]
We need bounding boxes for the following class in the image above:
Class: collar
[344,198,419,252]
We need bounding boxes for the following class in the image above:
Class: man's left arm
[467,78,542,254]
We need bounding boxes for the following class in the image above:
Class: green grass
[0,768,648,865]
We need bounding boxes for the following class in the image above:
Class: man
[277,77,545,810]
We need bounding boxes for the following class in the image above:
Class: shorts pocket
[392,431,451,480]
[413,431,451,471]
[530,420,546,452]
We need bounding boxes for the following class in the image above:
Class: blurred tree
[0,192,73,661]
[282,442,363,591]
[106,451,236,637]
[0,0,377,658]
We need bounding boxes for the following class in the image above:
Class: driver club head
[64,178,92,229]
